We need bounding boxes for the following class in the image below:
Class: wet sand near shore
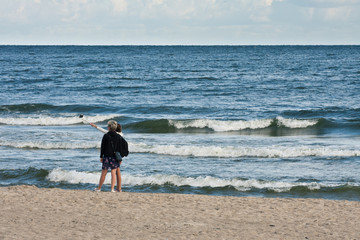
[1,185,359,240]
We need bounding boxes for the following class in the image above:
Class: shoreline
[1,186,360,239]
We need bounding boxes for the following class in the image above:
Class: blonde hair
[107,120,118,131]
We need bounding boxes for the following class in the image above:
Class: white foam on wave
[169,119,273,131]
[276,116,318,128]
[168,117,318,131]
[1,140,359,158]
[130,143,360,158]
[0,140,100,149]
[46,168,336,192]
[0,114,120,126]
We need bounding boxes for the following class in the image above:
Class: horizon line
[1,44,360,47]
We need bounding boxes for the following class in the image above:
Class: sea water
[0,46,359,200]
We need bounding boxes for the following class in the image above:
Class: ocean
[0,45,359,200]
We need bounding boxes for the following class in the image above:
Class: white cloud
[262,0,282,7]
[287,0,360,8]
[304,7,315,19]
[323,6,352,20]
[150,0,164,5]
[4,2,27,23]
[247,0,284,22]
[111,0,128,13]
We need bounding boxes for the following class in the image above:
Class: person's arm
[100,134,106,162]
[90,123,107,134]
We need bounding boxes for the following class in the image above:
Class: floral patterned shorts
[102,156,120,170]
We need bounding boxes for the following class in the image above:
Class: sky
[0,0,359,45]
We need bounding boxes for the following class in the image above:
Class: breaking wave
[130,143,360,158]
[126,117,323,133]
[169,117,318,131]
[3,139,358,158]
[0,103,115,114]
[46,169,356,193]
[0,140,100,149]
[0,114,120,126]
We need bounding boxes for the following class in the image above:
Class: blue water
[1,46,360,200]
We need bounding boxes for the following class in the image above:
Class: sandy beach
[0,186,359,240]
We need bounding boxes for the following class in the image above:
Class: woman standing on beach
[90,122,123,192]
[94,120,122,192]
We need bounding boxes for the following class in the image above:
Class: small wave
[46,169,352,193]
[131,143,360,158]
[0,140,100,149]
[169,119,273,131]
[0,114,120,126]
[0,168,49,180]
[0,103,113,113]
[170,117,318,131]
[0,103,53,113]
[282,107,360,119]
[127,117,320,133]
[2,140,359,158]
[276,117,319,128]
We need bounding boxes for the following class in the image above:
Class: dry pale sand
[0,186,359,240]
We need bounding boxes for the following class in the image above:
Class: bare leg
[97,169,108,190]
[110,169,116,191]
[116,167,122,192]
